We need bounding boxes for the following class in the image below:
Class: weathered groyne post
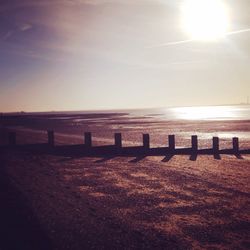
[84,132,92,148]
[213,136,219,153]
[191,135,198,153]
[114,133,122,148]
[168,135,175,152]
[143,134,150,149]
[8,132,16,146]
[47,130,54,146]
[232,137,239,153]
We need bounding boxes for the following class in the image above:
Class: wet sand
[0,114,250,249]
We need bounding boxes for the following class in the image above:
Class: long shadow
[95,156,115,163]
[1,143,249,161]
[235,154,244,159]
[162,154,174,162]
[129,155,146,163]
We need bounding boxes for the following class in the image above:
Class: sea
[1,105,250,148]
[12,105,250,121]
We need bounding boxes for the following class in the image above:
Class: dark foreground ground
[0,146,250,249]
[0,154,53,250]
[1,151,192,250]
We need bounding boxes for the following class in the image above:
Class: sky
[0,0,250,112]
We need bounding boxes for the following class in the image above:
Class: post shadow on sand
[129,155,147,163]
[95,156,115,163]
[2,131,249,162]
[234,154,244,159]
[162,154,174,162]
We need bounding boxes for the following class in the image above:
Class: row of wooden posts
[7,131,241,153]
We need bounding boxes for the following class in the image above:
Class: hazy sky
[1,0,250,112]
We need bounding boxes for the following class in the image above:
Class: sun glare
[181,0,230,41]
[172,106,235,120]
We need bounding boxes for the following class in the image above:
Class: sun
[181,0,230,41]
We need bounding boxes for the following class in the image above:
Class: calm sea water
[44,105,250,121]
[42,105,250,146]
[129,105,250,121]
[2,105,250,146]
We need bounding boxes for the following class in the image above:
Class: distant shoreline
[1,103,250,116]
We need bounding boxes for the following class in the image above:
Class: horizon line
[1,103,250,115]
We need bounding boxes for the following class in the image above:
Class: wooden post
[115,133,122,148]
[191,135,198,152]
[47,130,54,146]
[168,135,175,151]
[232,137,239,153]
[143,134,150,149]
[213,137,219,153]
[8,132,16,146]
[84,132,92,147]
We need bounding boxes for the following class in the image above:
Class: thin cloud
[19,23,32,31]
[2,30,13,40]
[0,0,151,12]
[1,23,32,41]
[227,28,250,35]
[146,39,193,48]
[147,28,250,48]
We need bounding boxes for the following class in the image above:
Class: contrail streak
[146,39,193,48]
[147,28,250,48]
[227,28,250,35]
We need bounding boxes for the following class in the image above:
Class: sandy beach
[0,112,250,249]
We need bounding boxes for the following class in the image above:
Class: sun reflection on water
[171,106,237,120]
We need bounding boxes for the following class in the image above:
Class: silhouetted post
[47,130,54,146]
[115,133,122,148]
[191,135,198,152]
[143,134,150,149]
[168,135,175,152]
[232,137,239,153]
[213,137,219,153]
[8,132,16,146]
[84,132,92,148]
